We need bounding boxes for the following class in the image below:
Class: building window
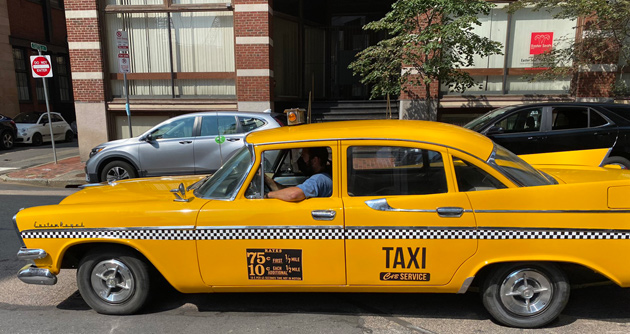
[13,49,31,102]
[104,1,235,99]
[441,4,576,95]
[50,0,64,9]
[55,56,71,102]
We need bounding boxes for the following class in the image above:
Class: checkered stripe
[195,228,345,240]
[20,227,630,241]
[478,229,630,240]
[345,228,477,240]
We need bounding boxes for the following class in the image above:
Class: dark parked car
[464,103,630,169]
[0,113,17,150]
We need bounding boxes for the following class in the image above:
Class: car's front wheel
[77,249,151,315]
[100,160,137,182]
[32,132,43,146]
[0,130,14,149]
[481,263,569,328]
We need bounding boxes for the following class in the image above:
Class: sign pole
[124,71,132,137]
[37,48,57,164]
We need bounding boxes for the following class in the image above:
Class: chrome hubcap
[106,167,130,181]
[500,268,552,316]
[90,259,135,303]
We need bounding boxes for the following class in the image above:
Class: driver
[265,147,332,202]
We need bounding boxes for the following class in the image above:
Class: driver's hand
[264,174,279,191]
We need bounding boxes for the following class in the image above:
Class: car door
[137,115,197,176]
[540,106,617,153]
[193,113,242,174]
[485,107,545,154]
[196,141,346,286]
[37,114,51,142]
[342,141,477,286]
[51,114,65,140]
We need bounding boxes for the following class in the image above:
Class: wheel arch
[466,259,614,292]
[96,155,140,180]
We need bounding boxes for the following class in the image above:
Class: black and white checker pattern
[20,226,630,241]
[344,228,477,240]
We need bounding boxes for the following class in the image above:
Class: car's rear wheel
[32,132,43,146]
[100,160,137,182]
[602,156,630,170]
[77,249,151,315]
[0,130,14,149]
[481,263,569,328]
[65,130,74,142]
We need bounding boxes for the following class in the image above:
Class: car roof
[246,120,495,160]
[505,102,630,108]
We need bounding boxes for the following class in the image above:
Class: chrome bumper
[17,248,47,260]
[16,248,57,285]
[18,265,57,285]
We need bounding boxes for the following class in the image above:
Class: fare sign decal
[246,248,303,280]
[31,55,53,78]
[530,32,553,55]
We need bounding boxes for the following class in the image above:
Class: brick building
[61,0,622,160]
[1,0,74,122]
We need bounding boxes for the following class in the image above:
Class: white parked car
[14,112,74,145]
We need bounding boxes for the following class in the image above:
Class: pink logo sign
[530,32,554,55]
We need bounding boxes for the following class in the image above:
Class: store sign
[530,32,554,55]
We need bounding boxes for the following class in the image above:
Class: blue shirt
[297,173,332,198]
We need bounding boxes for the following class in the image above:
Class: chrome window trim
[21,225,196,234]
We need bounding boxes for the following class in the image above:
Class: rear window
[604,106,630,121]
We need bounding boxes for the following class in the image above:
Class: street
[1,183,630,333]
[0,141,79,173]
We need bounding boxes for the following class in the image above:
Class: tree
[349,0,503,119]
[510,0,630,97]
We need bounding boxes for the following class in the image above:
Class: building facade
[63,0,621,159]
[1,0,74,122]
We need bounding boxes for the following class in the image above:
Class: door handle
[312,210,336,221]
[178,140,192,144]
[436,207,464,218]
[226,138,241,142]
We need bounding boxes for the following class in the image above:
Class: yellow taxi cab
[12,120,630,328]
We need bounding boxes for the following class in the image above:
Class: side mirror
[144,134,153,142]
[486,126,504,136]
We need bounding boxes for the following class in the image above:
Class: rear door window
[347,146,447,196]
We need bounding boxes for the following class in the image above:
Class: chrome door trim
[366,198,472,216]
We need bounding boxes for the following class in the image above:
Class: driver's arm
[267,187,306,202]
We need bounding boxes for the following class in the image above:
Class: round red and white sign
[31,56,52,78]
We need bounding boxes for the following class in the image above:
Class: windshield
[487,145,556,187]
[13,112,42,124]
[194,146,254,199]
[464,106,518,132]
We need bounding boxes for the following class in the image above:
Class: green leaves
[349,0,503,100]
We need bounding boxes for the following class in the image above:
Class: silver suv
[85,110,283,183]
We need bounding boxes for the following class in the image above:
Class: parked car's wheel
[0,130,14,149]
[65,130,74,142]
[481,263,569,328]
[77,249,151,315]
[602,156,630,170]
[100,161,137,182]
[32,132,43,146]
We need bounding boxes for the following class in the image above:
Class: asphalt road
[0,141,79,173]
[1,183,630,333]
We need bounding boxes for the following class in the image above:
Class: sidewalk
[0,156,86,188]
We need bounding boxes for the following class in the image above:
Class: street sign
[116,30,129,50]
[30,55,53,78]
[118,53,130,73]
[30,42,47,52]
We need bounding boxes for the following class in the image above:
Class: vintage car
[12,120,630,328]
